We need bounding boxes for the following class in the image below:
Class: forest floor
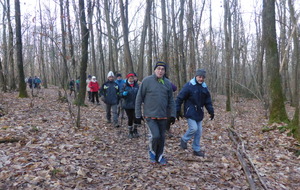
[0,86,300,190]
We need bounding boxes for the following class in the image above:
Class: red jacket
[88,81,100,92]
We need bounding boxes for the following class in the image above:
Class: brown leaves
[0,89,299,189]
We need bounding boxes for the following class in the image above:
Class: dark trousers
[146,118,167,162]
[88,91,92,101]
[125,109,137,126]
[91,92,99,103]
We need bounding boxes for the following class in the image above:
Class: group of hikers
[26,76,42,89]
[70,61,215,165]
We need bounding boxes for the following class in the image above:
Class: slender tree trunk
[7,0,16,90]
[96,0,105,83]
[161,0,168,65]
[88,0,97,76]
[104,0,115,72]
[187,0,196,80]
[224,0,232,111]
[288,0,300,140]
[59,0,68,88]
[77,0,89,106]
[179,0,187,86]
[171,0,180,88]
[66,0,77,79]
[119,0,134,74]
[137,0,152,78]
[147,4,153,77]
[15,0,28,97]
[1,1,8,92]
[263,0,288,123]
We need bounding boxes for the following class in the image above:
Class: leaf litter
[0,87,299,189]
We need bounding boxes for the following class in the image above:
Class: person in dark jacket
[120,73,140,138]
[135,61,176,165]
[176,69,214,157]
[69,79,75,96]
[100,71,120,127]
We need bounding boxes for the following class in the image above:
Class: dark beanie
[116,73,122,77]
[154,61,167,70]
[196,69,206,78]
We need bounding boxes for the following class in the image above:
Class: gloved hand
[122,91,128,96]
[210,113,214,120]
[170,117,176,125]
[176,111,182,120]
[135,117,142,124]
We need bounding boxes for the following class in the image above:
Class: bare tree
[7,0,16,90]
[119,0,134,74]
[262,0,288,122]
[1,0,8,92]
[14,0,28,97]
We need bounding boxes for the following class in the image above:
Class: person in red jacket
[88,76,100,105]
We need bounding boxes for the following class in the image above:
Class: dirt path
[0,87,299,189]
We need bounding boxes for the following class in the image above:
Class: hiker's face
[196,76,205,84]
[154,66,165,79]
[128,76,134,83]
[108,76,114,81]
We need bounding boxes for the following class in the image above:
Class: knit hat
[195,69,206,78]
[88,75,92,78]
[116,73,122,78]
[126,73,135,79]
[154,61,167,70]
[92,76,96,79]
[107,71,114,78]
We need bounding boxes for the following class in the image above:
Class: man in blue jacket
[176,69,214,157]
[135,61,176,165]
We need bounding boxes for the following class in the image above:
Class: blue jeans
[182,118,202,152]
[146,118,167,162]
[106,104,118,124]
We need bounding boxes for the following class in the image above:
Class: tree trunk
[104,0,115,72]
[14,0,28,98]
[119,0,134,74]
[59,0,69,88]
[147,4,153,77]
[187,0,196,80]
[1,1,8,92]
[263,0,288,123]
[161,0,168,65]
[88,0,97,77]
[224,0,232,112]
[66,0,77,79]
[7,0,16,90]
[179,0,187,86]
[77,0,89,106]
[38,0,48,88]
[288,0,300,140]
[137,0,152,78]
[171,0,180,88]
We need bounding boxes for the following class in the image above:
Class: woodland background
[0,0,300,189]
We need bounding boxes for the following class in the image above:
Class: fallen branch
[0,137,21,143]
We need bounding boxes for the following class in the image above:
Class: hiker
[120,73,140,138]
[86,75,92,102]
[135,61,176,165]
[100,71,120,127]
[28,76,33,89]
[35,76,42,89]
[176,69,214,157]
[69,79,75,96]
[115,73,126,119]
[76,77,80,92]
[88,76,100,105]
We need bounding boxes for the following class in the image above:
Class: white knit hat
[107,71,114,78]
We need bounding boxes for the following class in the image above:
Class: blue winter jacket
[100,80,119,105]
[120,80,139,110]
[176,78,214,122]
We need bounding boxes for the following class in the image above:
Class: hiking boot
[159,157,167,165]
[128,133,134,139]
[180,138,187,149]
[114,124,120,128]
[149,151,156,164]
[193,150,205,157]
[133,128,140,138]
[107,119,111,123]
[97,102,100,105]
